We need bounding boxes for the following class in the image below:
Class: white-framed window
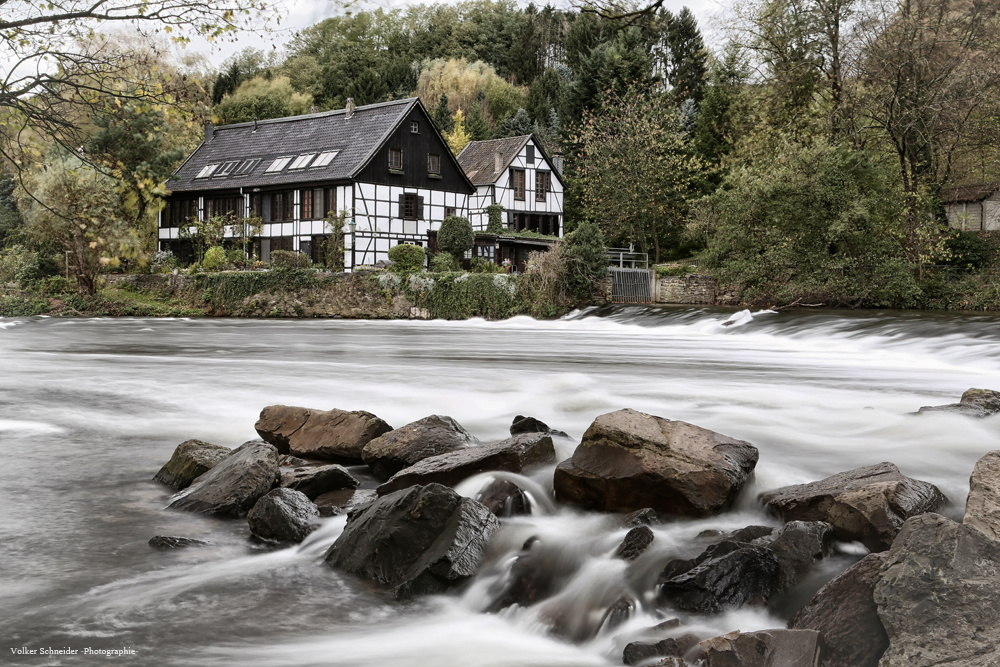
[233,159,260,176]
[289,154,316,170]
[312,151,339,167]
[265,156,294,173]
[196,164,219,178]
[215,161,239,177]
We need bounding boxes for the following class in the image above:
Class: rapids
[2,306,999,665]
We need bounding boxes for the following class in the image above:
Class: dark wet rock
[377,433,554,495]
[148,536,209,550]
[362,415,479,481]
[510,415,569,438]
[700,629,820,667]
[280,464,359,500]
[475,478,530,517]
[759,462,946,551]
[488,537,583,612]
[278,454,312,467]
[658,541,780,614]
[601,595,636,632]
[624,634,700,666]
[255,405,393,461]
[965,449,1000,540]
[725,525,776,543]
[324,483,499,599]
[918,387,1000,418]
[167,440,279,517]
[616,526,655,562]
[153,439,231,490]
[554,409,759,517]
[314,488,377,517]
[752,521,834,592]
[621,508,660,528]
[247,487,320,543]
[789,552,889,667]
[874,513,1000,667]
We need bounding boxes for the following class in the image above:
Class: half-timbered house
[159,98,476,269]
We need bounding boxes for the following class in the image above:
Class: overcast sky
[181,0,728,69]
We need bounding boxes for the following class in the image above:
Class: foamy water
[2,306,998,665]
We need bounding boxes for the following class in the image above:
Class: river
[2,306,998,666]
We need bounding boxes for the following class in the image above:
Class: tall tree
[663,7,708,102]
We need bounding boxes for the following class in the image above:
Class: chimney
[345,98,355,120]
[253,116,258,132]
[494,151,502,175]
[204,122,214,143]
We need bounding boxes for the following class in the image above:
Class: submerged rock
[255,405,393,461]
[148,536,209,550]
[553,409,759,517]
[153,439,231,490]
[616,526,655,562]
[759,462,946,551]
[475,478,531,517]
[874,513,1000,667]
[280,464,359,500]
[247,487,320,543]
[362,415,479,480]
[624,634,700,666]
[964,449,1000,540]
[789,552,889,667]
[324,483,499,599]
[918,387,1000,418]
[699,629,821,667]
[621,508,660,528]
[166,440,279,517]
[510,415,569,438]
[376,433,554,495]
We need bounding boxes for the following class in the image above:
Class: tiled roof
[941,182,1000,203]
[456,135,530,185]
[168,98,418,192]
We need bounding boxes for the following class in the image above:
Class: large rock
[553,409,759,517]
[362,415,479,480]
[752,521,834,592]
[789,552,890,667]
[700,629,820,667]
[166,440,279,517]
[658,540,780,614]
[376,433,555,495]
[255,405,393,461]
[153,439,231,490]
[964,449,1000,540]
[759,462,946,551]
[918,388,1000,418]
[247,487,320,543]
[324,483,499,599]
[874,513,1000,667]
[280,464,359,500]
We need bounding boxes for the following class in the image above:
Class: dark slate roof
[168,98,418,193]
[941,182,1000,203]
[456,135,530,185]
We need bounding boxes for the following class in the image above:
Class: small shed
[941,182,1000,231]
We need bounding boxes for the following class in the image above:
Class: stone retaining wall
[654,274,720,305]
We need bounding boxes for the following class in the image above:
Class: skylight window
[265,157,293,173]
[196,164,219,178]
[312,151,339,167]
[215,161,239,177]
[289,154,316,170]
[233,159,260,176]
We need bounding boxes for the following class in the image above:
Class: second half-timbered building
[159,98,476,269]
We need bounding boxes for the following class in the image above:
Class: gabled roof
[941,182,1000,204]
[168,98,420,192]
[456,134,566,188]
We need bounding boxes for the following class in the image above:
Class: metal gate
[610,267,652,303]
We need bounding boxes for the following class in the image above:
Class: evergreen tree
[501,108,535,137]
[664,7,708,103]
[465,97,493,141]
[692,47,747,166]
[432,93,454,133]
[0,168,23,247]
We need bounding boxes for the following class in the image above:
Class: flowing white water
[1,306,999,665]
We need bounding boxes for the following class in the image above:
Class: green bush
[437,216,474,258]
[485,203,504,235]
[202,246,230,272]
[470,257,504,273]
[227,248,248,269]
[388,243,426,274]
[37,275,74,295]
[270,249,311,269]
[431,252,460,272]
[561,220,607,300]
[944,231,996,271]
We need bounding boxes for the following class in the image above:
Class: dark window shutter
[399,194,405,218]
[417,196,424,220]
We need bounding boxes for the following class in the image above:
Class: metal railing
[607,248,649,269]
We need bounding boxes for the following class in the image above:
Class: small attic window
[265,157,293,173]
[289,154,316,170]
[526,145,535,164]
[215,161,239,177]
[196,164,219,178]
[312,151,339,167]
[411,121,420,134]
[233,158,260,176]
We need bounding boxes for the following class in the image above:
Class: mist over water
[2,306,999,665]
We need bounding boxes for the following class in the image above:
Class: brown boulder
[788,552,889,667]
[255,405,393,461]
[362,414,478,480]
[167,440,279,517]
[153,439,231,490]
[964,449,1000,540]
[279,464,359,500]
[759,462,946,551]
[553,409,759,517]
[376,433,554,495]
[700,629,820,667]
